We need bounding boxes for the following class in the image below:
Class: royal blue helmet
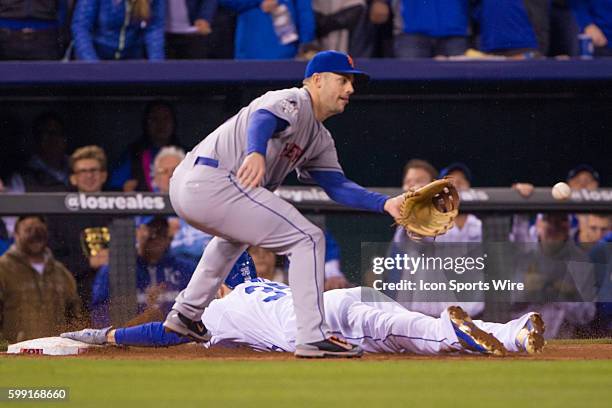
[223,252,257,289]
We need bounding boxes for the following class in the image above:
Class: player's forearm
[114,322,191,347]
[311,171,388,213]
[246,109,289,155]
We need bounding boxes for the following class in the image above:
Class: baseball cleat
[294,336,363,358]
[447,306,507,356]
[163,310,211,342]
[516,313,546,354]
[60,326,112,345]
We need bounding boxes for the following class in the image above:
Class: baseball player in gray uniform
[163,50,405,358]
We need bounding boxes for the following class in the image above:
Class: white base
[7,336,99,356]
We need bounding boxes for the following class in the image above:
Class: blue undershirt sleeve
[246,109,290,156]
[311,171,389,213]
[114,322,191,347]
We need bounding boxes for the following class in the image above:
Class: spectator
[575,214,611,246]
[513,213,597,338]
[570,0,612,57]
[109,101,181,192]
[348,0,394,57]
[71,0,165,60]
[21,112,70,192]
[47,146,112,311]
[567,164,601,240]
[151,146,213,265]
[436,162,482,243]
[220,0,315,59]
[91,216,195,327]
[68,145,109,193]
[165,0,218,59]
[401,158,437,192]
[0,0,68,60]
[313,0,366,53]
[0,216,82,343]
[567,164,599,190]
[393,0,470,58]
[476,0,549,57]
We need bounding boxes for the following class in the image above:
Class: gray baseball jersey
[169,86,353,345]
[193,87,343,190]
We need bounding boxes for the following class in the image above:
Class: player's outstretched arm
[310,170,390,213]
[61,322,191,347]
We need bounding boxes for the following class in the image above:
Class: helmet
[223,252,257,289]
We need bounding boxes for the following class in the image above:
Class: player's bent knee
[302,226,325,248]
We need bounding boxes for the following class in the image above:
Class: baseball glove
[397,178,460,238]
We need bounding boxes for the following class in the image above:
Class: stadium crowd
[0,107,610,344]
[0,0,611,60]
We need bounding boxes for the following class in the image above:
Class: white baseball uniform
[203,279,534,354]
[170,87,346,345]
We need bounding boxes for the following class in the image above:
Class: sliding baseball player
[62,265,545,356]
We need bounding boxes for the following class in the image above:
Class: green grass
[1,359,611,408]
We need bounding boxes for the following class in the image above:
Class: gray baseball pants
[169,154,329,344]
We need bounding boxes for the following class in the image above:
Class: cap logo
[347,55,355,68]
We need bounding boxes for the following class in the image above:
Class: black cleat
[163,310,210,342]
[294,336,363,358]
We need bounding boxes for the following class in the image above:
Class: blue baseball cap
[224,252,258,289]
[439,162,473,183]
[304,51,369,81]
[567,164,600,183]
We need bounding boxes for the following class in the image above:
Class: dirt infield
[5,342,610,361]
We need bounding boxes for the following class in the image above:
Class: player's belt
[194,156,219,168]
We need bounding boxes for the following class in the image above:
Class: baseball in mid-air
[552,182,571,200]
